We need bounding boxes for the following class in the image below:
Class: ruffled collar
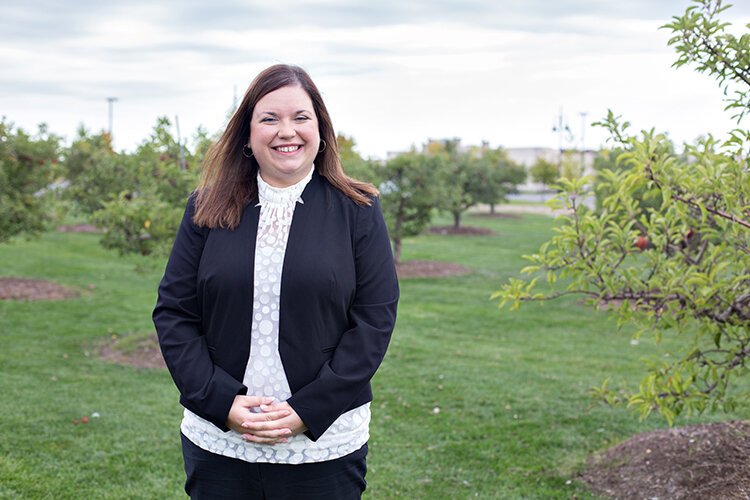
[257,165,315,206]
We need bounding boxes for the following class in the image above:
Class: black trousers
[180,433,367,499]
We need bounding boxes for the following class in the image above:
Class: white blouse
[181,165,370,464]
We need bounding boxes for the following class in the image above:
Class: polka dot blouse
[181,165,370,464]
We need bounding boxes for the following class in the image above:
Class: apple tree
[69,117,199,256]
[378,152,445,264]
[529,157,558,190]
[470,146,527,214]
[494,0,750,424]
[0,120,62,243]
[423,139,487,228]
[336,132,381,185]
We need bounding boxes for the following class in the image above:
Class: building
[387,139,600,199]
[505,147,598,193]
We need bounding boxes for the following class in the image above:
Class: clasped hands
[226,395,307,444]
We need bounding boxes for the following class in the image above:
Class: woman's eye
[261,117,276,123]
[296,115,310,121]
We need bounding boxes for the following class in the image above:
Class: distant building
[386,140,601,197]
[505,147,598,192]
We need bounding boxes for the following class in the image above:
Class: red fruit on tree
[635,236,649,251]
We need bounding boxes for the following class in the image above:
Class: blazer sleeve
[152,196,247,431]
[287,196,399,441]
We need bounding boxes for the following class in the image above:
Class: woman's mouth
[274,145,301,153]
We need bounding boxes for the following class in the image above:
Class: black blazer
[153,172,399,441]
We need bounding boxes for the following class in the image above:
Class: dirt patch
[581,420,750,499]
[99,331,166,370]
[397,260,471,279]
[57,224,101,233]
[0,277,79,301]
[428,226,494,236]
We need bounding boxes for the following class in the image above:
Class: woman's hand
[249,401,308,439]
[225,395,293,444]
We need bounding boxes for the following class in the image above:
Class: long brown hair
[194,64,377,229]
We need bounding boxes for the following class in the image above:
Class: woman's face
[249,85,320,188]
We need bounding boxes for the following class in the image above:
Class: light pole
[175,114,186,170]
[552,107,572,175]
[106,97,118,136]
[579,111,588,174]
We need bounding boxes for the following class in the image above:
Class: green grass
[103,330,158,355]
[1,214,747,499]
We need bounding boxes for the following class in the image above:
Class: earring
[242,145,254,158]
[318,140,326,153]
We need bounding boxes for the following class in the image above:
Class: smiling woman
[153,64,399,499]
[248,86,321,187]
[191,64,376,230]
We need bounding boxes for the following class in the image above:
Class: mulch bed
[0,277,79,301]
[99,332,166,370]
[428,226,494,236]
[581,420,750,499]
[396,260,471,278]
[57,224,101,233]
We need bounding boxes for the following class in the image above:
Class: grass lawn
[0,212,747,499]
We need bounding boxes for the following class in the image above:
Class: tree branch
[672,193,750,229]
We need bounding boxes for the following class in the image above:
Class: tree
[336,133,361,165]
[192,125,215,170]
[530,157,558,189]
[67,117,199,256]
[593,145,670,215]
[64,126,114,181]
[424,140,526,226]
[445,153,485,228]
[559,150,585,181]
[66,150,143,215]
[63,125,130,216]
[423,139,478,228]
[494,0,750,424]
[95,118,198,256]
[0,120,62,242]
[336,133,380,184]
[476,147,527,214]
[379,152,444,263]
[91,190,183,256]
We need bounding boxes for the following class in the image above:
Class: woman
[153,64,399,499]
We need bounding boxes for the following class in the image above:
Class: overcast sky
[2,0,749,159]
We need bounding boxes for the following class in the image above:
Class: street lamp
[552,107,572,174]
[579,111,588,173]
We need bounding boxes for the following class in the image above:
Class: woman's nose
[278,122,296,138]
